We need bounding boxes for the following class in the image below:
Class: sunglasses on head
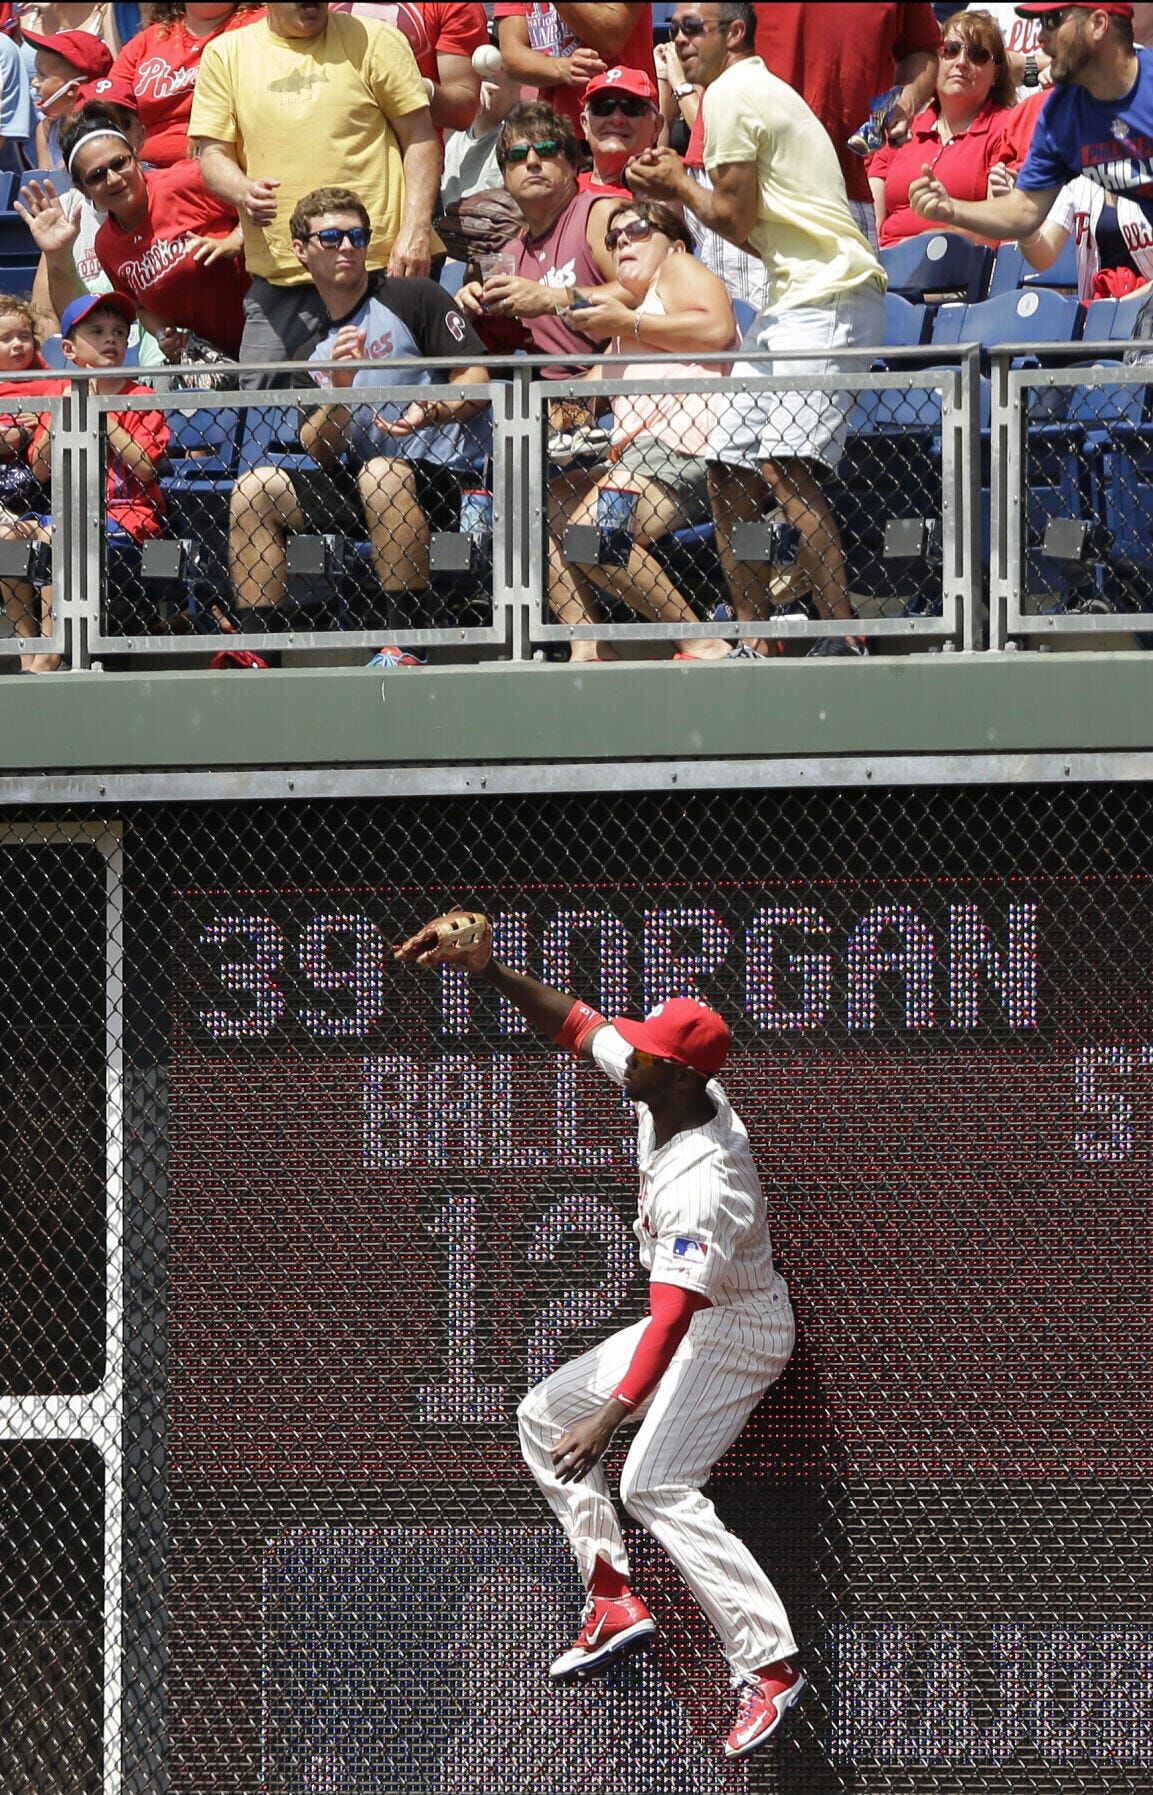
[605,217,656,250]
[303,225,372,249]
[82,151,134,185]
[941,37,995,63]
[587,95,652,117]
[505,138,563,164]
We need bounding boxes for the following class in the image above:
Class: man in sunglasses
[393,912,804,1761]
[578,66,661,200]
[455,101,625,369]
[911,4,1149,242]
[229,185,490,638]
[494,2,657,135]
[627,2,886,656]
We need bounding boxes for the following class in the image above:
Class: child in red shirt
[0,292,170,672]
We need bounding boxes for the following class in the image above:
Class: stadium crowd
[0,1,1148,668]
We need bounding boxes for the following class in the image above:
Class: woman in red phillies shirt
[104,2,263,166]
[20,105,249,355]
[867,10,1016,248]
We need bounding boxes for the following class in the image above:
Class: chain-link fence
[0,349,994,668]
[991,357,1153,649]
[3,782,1153,1794]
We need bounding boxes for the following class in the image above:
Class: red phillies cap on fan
[613,998,731,1078]
[21,27,114,80]
[1014,2,1132,15]
[584,66,658,105]
[75,74,139,111]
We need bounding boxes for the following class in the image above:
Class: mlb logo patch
[673,1237,708,1264]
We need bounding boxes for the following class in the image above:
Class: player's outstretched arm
[392,909,605,1053]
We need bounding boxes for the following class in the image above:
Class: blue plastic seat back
[988,232,1081,299]
[880,231,991,302]
[931,287,1082,351]
[1082,288,1153,346]
[883,291,930,349]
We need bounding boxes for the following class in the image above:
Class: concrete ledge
[3,655,1153,775]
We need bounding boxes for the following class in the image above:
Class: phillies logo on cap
[605,66,625,82]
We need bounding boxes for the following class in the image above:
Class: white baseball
[472,44,504,76]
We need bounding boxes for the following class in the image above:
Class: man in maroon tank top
[456,100,623,373]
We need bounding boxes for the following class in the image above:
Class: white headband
[66,129,132,176]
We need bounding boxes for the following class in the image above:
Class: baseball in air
[472,44,504,76]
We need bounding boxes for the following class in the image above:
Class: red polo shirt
[868,99,1013,245]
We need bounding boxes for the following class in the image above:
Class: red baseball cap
[75,74,140,111]
[1015,2,1132,14]
[613,998,731,1079]
[584,66,658,106]
[22,27,114,80]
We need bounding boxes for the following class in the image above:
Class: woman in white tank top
[547,198,740,663]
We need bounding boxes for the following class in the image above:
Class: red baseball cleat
[549,1590,657,1682]
[724,1659,807,1758]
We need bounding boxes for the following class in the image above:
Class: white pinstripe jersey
[591,1026,787,1308]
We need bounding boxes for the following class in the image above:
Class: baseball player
[394,910,805,1760]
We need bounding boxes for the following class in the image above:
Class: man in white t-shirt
[626,0,887,656]
[393,908,805,1763]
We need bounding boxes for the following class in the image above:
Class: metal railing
[1,343,1150,667]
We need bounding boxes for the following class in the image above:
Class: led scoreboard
[158,783,1153,1795]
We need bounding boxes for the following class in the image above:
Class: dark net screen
[120,788,1150,1795]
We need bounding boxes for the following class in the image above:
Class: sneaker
[724,1660,807,1759]
[549,1591,657,1683]
[806,635,869,657]
[725,642,765,660]
[366,645,427,668]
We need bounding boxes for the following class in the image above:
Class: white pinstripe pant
[517,1286,798,1676]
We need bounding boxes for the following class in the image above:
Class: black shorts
[287,462,463,540]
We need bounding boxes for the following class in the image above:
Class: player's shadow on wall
[709,1311,860,1794]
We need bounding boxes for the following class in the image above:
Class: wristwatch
[674,81,695,98]
[1022,53,1040,87]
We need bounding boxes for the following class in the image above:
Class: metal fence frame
[988,353,1153,651]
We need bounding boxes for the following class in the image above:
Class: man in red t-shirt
[684,2,941,248]
[329,2,488,132]
[495,2,656,133]
[0,292,169,672]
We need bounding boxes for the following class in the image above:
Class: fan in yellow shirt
[627,0,888,657]
[190,3,441,382]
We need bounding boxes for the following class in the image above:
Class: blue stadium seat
[879,232,992,303]
[929,287,1083,355]
[439,259,467,297]
[987,232,1081,299]
[1081,288,1152,347]
[19,169,71,197]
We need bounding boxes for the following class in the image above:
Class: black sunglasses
[1034,7,1074,31]
[671,16,716,37]
[505,138,563,164]
[303,226,372,249]
[587,95,653,118]
[605,218,656,251]
[81,151,134,185]
[941,37,995,64]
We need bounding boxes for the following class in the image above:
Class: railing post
[940,348,984,652]
[52,375,103,670]
[987,350,1017,653]
[492,363,536,661]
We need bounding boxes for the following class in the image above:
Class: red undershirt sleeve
[553,998,606,1056]
[613,1281,712,1410]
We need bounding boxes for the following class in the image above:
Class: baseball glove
[393,909,493,973]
